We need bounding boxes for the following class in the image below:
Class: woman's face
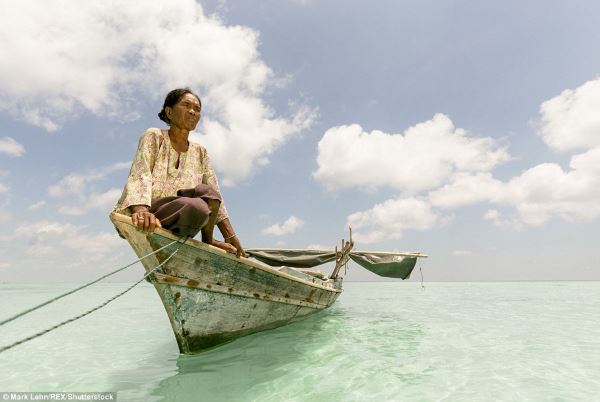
[167,93,201,131]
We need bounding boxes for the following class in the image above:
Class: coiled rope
[0,238,186,353]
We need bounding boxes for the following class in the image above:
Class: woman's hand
[211,240,238,255]
[131,206,162,232]
[216,218,246,258]
[225,235,246,258]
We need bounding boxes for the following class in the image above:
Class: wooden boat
[110,212,426,354]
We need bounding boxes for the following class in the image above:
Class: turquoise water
[1,282,599,401]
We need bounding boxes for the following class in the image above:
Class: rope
[0,239,186,354]
[0,239,180,327]
[419,259,425,290]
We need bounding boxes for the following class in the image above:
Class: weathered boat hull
[110,213,342,353]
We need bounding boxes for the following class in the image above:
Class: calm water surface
[0,282,599,401]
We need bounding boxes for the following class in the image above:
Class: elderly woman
[113,88,245,257]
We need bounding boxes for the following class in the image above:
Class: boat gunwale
[110,212,342,293]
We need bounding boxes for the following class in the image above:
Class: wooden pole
[330,227,354,279]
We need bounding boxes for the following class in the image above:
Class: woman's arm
[200,148,245,256]
[217,218,245,258]
[120,130,162,232]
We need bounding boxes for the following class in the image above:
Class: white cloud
[539,78,600,152]
[307,78,600,245]
[194,104,316,186]
[482,209,522,229]
[306,244,328,250]
[483,209,501,223]
[428,172,506,209]
[0,210,11,223]
[58,188,122,216]
[61,232,123,256]
[329,79,600,243]
[340,142,600,243]
[0,182,7,194]
[429,148,600,227]
[0,0,314,185]
[48,162,128,215]
[14,221,81,237]
[262,216,305,236]
[10,220,123,258]
[28,201,47,210]
[451,250,472,256]
[0,137,25,157]
[506,153,600,225]
[314,114,509,193]
[48,162,129,198]
[347,197,437,244]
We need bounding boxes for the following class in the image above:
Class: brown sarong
[149,184,222,238]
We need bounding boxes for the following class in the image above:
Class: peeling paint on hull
[158,283,336,352]
[110,213,343,354]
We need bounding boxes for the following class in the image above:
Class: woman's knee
[181,199,210,219]
[194,184,222,202]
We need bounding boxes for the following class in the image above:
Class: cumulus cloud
[306,243,328,250]
[429,147,600,228]
[48,162,128,215]
[342,143,600,242]
[506,153,600,225]
[513,78,600,224]
[539,78,600,152]
[428,173,506,209]
[0,210,11,223]
[314,114,509,193]
[58,188,122,216]
[61,232,123,256]
[483,209,501,224]
[8,220,122,258]
[347,197,437,244]
[28,201,47,210]
[48,162,129,198]
[0,0,314,184]
[194,104,316,186]
[482,209,521,229]
[428,150,600,226]
[14,221,80,237]
[322,78,600,244]
[429,151,600,228]
[0,137,25,157]
[262,216,305,236]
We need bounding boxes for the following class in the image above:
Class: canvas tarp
[245,249,420,279]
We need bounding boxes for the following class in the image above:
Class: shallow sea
[0,282,599,401]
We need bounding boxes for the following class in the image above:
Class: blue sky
[0,0,599,282]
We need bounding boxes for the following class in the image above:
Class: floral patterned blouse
[113,128,229,223]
